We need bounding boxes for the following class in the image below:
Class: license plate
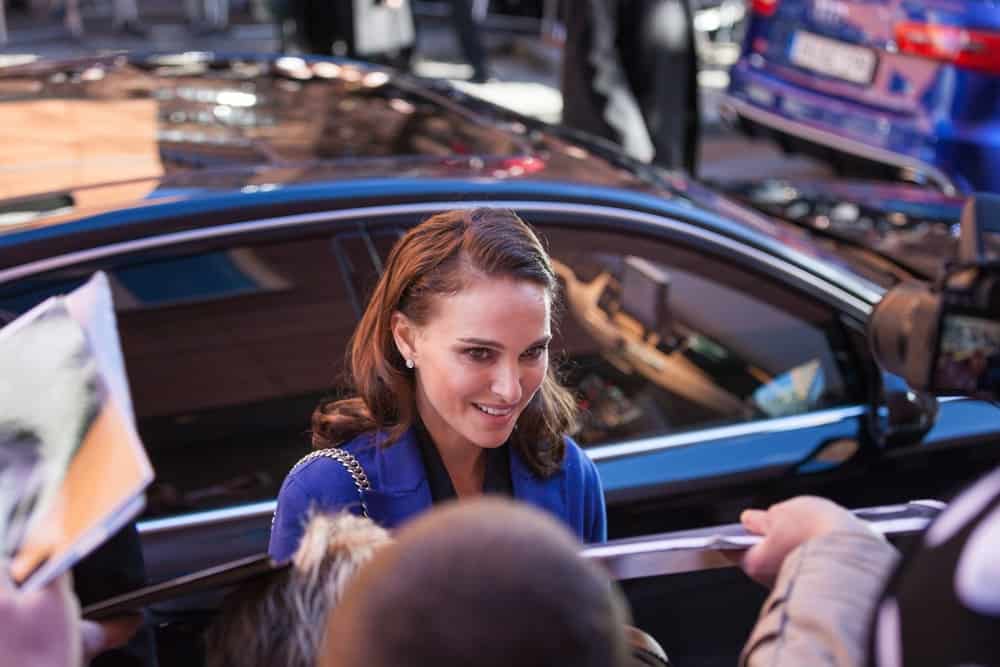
[789,31,878,85]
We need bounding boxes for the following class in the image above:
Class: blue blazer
[268,428,607,561]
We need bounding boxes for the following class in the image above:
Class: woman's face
[395,275,551,453]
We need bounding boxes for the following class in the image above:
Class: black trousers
[561,0,700,173]
[441,0,489,82]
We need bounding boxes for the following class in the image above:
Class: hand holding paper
[0,571,83,667]
[0,273,153,591]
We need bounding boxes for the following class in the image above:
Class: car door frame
[0,192,880,579]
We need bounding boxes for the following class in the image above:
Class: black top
[413,418,513,501]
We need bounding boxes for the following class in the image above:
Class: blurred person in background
[279,0,415,69]
[561,0,699,173]
[0,570,140,667]
[206,512,390,667]
[58,0,145,37]
[438,0,490,83]
[321,498,632,667]
[185,0,228,34]
[1,573,84,667]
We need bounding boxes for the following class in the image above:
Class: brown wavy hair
[312,208,578,477]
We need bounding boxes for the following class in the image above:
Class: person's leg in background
[560,0,698,173]
[617,0,700,173]
[444,0,489,82]
[203,0,228,32]
[560,0,656,163]
[112,0,146,35]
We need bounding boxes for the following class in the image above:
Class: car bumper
[723,67,961,195]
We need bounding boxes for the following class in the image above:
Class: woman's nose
[490,361,522,404]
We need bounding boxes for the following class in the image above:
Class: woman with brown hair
[268,208,606,561]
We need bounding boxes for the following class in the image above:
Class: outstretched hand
[0,571,83,667]
[737,496,871,588]
[82,614,143,662]
[0,566,142,667]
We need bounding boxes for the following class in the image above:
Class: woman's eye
[522,346,548,360]
[465,348,494,362]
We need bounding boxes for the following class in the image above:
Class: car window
[0,216,862,516]
[0,230,390,519]
[541,226,861,446]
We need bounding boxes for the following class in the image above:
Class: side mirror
[875,371,938,448]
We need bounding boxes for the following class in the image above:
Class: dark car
[2,53,998,664]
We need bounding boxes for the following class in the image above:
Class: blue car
[725,0,1000,195]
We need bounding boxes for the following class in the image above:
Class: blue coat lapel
[362,429,434,527]
[357,428,568,530]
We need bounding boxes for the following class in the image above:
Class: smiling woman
[268,208,607,561]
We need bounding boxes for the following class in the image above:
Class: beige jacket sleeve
[740,529,900,667]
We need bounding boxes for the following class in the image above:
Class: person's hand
[738,496,870,588]
[81,615,143,662]
[0,565,140,666]
[0,572,83,667]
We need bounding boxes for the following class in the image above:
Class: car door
[505,204,874,667]
[520,210,871,539]
[0,196,871,579]
[0,221,408,582]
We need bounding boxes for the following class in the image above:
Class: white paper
[0,272,154,591]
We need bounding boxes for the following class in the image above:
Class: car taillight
[752,0,779,17]
[894,21,1000,75]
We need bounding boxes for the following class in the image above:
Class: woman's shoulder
[556,435,600,482]
[284,431,379,491]
[560,434,592,467]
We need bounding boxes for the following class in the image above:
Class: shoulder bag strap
[286,447,372,518]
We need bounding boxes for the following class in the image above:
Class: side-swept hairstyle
[312,208,578,477]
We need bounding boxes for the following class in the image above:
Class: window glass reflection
[544,228,857,445]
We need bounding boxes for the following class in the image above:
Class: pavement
[0,2,832,184]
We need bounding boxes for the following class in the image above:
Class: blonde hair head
[206,512,391,667]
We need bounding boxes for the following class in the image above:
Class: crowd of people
[9,486,1000,667]
[5,208,999,666]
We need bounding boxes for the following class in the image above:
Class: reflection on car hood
[722,179,970,279]
[0,54,897,299]
[0,53,647,223]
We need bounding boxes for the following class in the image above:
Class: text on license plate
[789,32,877,85]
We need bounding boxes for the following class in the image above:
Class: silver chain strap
[279,447,371,521]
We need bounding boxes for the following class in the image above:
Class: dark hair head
[321,498,631,667]
[312,208,578,476]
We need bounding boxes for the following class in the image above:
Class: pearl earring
[406,359,414,369]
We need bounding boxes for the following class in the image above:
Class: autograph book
[0,272,153,591]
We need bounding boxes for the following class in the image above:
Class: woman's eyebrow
[457,335,552,350]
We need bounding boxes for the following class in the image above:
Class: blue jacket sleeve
[268,458,363,561]
[268,473,310,561]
